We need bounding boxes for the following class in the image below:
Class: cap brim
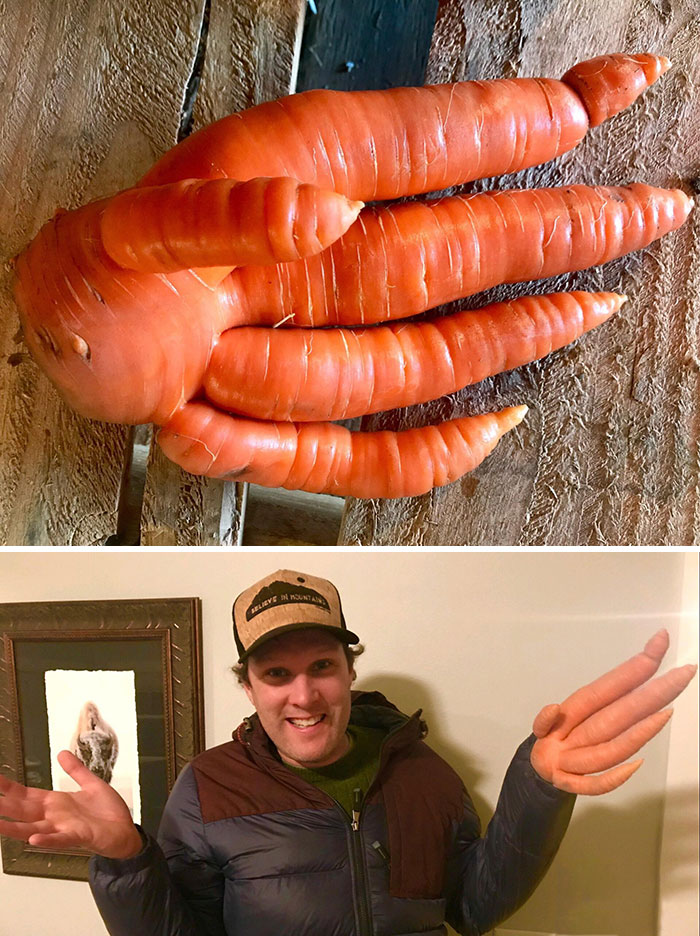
[238,622,360,663]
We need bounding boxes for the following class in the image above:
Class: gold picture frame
[0,597,204,881]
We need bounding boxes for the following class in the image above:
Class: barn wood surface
[0,1,209,545]
[339,0,700,546]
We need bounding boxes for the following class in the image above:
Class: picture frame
[0,597,204,881]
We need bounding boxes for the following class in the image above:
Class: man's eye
[266,669,287,678]
[313,660,333,670]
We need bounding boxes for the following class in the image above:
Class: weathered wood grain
[242,485,344,546]
[339,0,700,545]
[0,1,207,545]
[139,0,307,546]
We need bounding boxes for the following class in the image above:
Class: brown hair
[231,633,365,687]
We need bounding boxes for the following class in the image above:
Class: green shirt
[282,723,386,818]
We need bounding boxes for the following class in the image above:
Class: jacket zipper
[350,786,373,936]
[250,713,417,936]
[335,718,410,936]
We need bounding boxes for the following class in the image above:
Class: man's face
[243,629,354,769]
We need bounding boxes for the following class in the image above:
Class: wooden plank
[242,486,344,546]
[0,1,207,545]
[140,0,307,546]
[339,0,700,545]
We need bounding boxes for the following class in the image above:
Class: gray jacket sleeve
[444,735,576,936]
[89,764,226,936]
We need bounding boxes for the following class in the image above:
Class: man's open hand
[530,629,697,794]
[0,749,143,858]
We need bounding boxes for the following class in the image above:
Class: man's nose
[288,674,319,708]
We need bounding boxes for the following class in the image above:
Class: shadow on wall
[507,787,697,936]
[365,675,696,936]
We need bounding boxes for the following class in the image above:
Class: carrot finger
[563,663,697,749]
[100,177,363,273]
[558,709,673,774]
[551,759,643,796]
[205,291,624,421]
[157,401,527,498]
[562,53,670,127]
[142,54,668,200]
[548,629,671,738]
[230,184,693,327]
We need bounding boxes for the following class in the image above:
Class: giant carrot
[10,52,693,498]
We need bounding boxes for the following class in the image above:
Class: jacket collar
[234,689,428,767]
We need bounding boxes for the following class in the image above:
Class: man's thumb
[532,703,562,738]
[57,749,98,787]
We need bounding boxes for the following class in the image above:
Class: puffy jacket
[89,690,576,936]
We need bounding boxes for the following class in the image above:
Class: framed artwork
[0,597,203,881]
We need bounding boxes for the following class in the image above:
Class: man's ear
[242,680,254,704]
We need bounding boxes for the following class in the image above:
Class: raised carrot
[100,177,363,273]
[157,402,529,499]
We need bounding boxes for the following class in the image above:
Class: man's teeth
[289,715,325,727]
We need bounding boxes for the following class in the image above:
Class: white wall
[0,550,697,936]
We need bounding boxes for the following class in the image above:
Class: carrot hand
[11,52,694,497]
[530,630,698,795]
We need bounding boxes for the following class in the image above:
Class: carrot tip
[507,404,529,425]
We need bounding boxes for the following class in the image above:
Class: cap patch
[247,580,331,621]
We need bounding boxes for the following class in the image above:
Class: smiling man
[0,569,695,936]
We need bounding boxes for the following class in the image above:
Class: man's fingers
[27,831,82,849]
[532,703,562,738]
[556,629,670,737]
[0,818,51,842]
[564,663,697,749]
[0,774,27,798]
[0,773,49,804]
[559,708,673,774]
[0,795,45,823]
[552,758,644,795]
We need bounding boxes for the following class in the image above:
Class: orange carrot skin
[205,292,626,421]
[13,201,232,425]
[226,184,692,328]
[100,177,363,273]
[562,54,669,127]
[140,80,587,198]
[157,402,528,498]
[140,54,668,201]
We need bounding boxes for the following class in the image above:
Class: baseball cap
[233,570,360,663]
